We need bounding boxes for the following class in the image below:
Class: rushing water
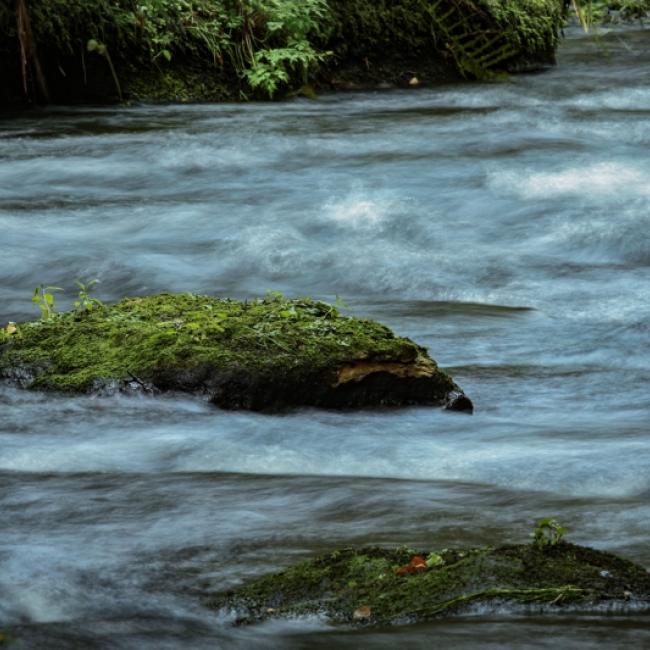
[1,27,650,648]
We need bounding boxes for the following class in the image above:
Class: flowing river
[1,27,649,649]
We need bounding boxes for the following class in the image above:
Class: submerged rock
[210,542,650,626]
[0,293,469,411]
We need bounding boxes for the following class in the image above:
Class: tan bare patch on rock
[335,358,434,386]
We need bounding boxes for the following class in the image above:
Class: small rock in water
[211,542,650,626]
[444,391,474,413]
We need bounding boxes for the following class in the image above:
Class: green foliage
[623,0,649,18]
[245,41,328,97]
[571,1,606,29]
[478,0,563,59]
[531,518,567,548]
[1,0,564,101]
[234,0,331,96]
[265,289,285,301]
[326,0,562,82]
[604,0,649,20]
[426,552,445,567]
[569,1,649,29]
[74,279,104,314]
[3,0,331,98]
[32,285,62,321]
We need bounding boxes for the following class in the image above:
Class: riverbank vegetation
[569,0,650,29]
[1,0,565,105]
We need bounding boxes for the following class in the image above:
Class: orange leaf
[396,555,429,576]
[395,565,413,575]
[409,555,428,572]
[353,605,372,621]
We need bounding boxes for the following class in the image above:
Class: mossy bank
[211,541,650,625]
[1,0,564,106]
[0,292,471,411]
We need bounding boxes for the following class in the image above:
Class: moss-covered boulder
[210,542,650,625]
[0,293,469,411]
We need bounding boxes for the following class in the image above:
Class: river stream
[1,27,649,648]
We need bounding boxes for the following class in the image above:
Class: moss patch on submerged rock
[210,542,650,625]
[0,292,466,411]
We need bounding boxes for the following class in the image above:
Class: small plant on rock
[531,518,567,549]
[74,279,104,314]
[32,284,62,320]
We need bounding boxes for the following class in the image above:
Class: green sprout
[531,518,567,549]
[32,285,62,320]
[74,279,104,314]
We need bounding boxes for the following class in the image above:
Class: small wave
[362,300,534,319]
[489,162,650,200]
[323,195,392,229]
[536,204,650,266]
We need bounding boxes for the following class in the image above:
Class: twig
[16,0,50,103]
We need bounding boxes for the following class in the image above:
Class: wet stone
[210,542,650,626]
[0,292,468,412]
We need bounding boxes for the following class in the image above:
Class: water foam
[489,162,650,200]
[323,195,391,229]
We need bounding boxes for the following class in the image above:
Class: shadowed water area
[1,27,650,648]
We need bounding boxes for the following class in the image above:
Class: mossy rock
[0,293,468,411]
[210,542,650,625]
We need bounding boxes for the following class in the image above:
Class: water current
[1,27,649,648]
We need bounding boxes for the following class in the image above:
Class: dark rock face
[0,293,469,412]
[209,542,650,626]
[444,391,474,413]
[209,368,457,411]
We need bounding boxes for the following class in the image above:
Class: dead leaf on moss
[395,555,428,576]
[352,605,372,620]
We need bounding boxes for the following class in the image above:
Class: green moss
[323,0,563,81]
[123,65,236,103]
[210,542,650,624]
[481,0,563,56]
[584,1,650,22]
[0,293,459,409]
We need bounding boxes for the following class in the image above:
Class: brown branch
[16,0,29,97]
[15,0,50,103]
